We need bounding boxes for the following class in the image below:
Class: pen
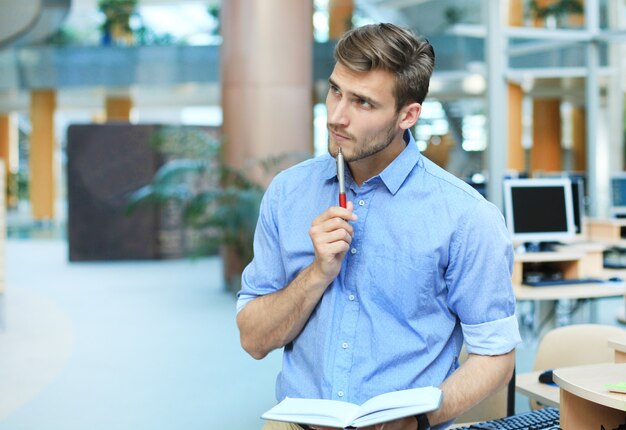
[337,146,346,208]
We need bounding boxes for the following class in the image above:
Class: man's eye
[329,85,340,95]
[357,99,371,108]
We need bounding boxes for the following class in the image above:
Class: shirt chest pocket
[363,251,439,319]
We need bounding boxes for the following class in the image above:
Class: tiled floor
[1,238,624,429]
[0,239,282,430]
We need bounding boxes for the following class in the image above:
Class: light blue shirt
[238,131,521,428]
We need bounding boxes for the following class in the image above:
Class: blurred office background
[1,0,626,429]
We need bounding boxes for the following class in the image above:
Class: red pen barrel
[339,193,347,208]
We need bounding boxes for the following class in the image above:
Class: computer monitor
[569,177,585,234]
[610,172,626,218]
[535,172,586,235]
[503,178,576,248]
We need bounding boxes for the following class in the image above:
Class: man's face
[326,63,401,163]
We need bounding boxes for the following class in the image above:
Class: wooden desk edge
[515,370,560,408]
[553,363,626,412]
[514,283,626,301]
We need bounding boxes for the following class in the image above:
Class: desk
[513,248,625,334]
[515,370,559,408]
[513,282,626,301]
[514,282,626,336]
[609,335,626,363]
[553,363,626,430]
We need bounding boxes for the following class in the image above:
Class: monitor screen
[536,172,586,234]
[503,178,576,245]
[610,173,626,217]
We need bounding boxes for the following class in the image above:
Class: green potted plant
[127,126,303,293]
[98,0,138,45]
[528,0,583,28]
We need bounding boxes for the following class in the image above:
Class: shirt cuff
[461,315,521,355]
[236,293,257,314]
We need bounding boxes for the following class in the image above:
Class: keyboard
[455,406,559,429]
[524,277,604,287]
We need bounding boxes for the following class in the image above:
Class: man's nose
[328,100,349,127]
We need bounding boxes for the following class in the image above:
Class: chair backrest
[533,323,625,371]
[529,323,625,410]
[453,345,513,424]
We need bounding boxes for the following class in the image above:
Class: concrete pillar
[221,0,313,186]
[105,96,133,121]
[531,99,562,172]
[29,89,56,220]
[329,0,353,39]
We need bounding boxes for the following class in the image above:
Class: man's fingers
[312,205,358,226]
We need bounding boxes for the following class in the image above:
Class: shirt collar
[321,129,422,195]
[378,129,421,195]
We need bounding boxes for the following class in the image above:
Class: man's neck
[348,133,407,186]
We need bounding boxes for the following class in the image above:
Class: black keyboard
[524,278,604,287]
[455,407,560,429]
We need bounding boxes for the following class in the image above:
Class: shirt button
[338,391,344,397]
[342,342,349,349]
[358,199,365,206]
[350,248,357,255]
[348,294,355,301]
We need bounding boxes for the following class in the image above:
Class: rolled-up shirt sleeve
[236,178,287,314]
[446,199,522,355]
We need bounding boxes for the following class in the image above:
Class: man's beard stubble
[327,117,399,163]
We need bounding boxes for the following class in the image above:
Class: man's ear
[398,102,422,130]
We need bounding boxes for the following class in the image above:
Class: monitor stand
[523,241,561,253]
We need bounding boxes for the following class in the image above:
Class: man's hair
[334,23,435,110]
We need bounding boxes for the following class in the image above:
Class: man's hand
[236,201,357,360]
[309,201,357,285]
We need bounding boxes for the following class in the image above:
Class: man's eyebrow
[328,78,379,106]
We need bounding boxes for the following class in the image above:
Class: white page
[262,397,360,427]
[354,387,441,419]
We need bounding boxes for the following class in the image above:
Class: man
[236,23,521,430]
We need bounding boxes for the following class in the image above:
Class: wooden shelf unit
[587,218,626,246]
[512,249,604,286]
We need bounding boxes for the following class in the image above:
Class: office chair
[530,323,625,409]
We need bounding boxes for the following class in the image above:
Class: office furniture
[515,324,625,409]
[588,218,626,245]
[608,335,626,363]
[515,370,559,408]
[554,363,626,430]
[513,248,625,334]
[512,249,604,288]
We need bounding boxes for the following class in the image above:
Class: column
[329,0,353,39]
[0,162,4,293]
[105,96,133,121]
[221,0,313,186]
[29,89,56,220]
[531,99,561,172]
[507,84,525,172]
[0,114,18,207]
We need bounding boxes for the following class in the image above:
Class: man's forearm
[427,350,515,426]
[236,265,330,360]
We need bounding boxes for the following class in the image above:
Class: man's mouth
[329,129,351,142]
